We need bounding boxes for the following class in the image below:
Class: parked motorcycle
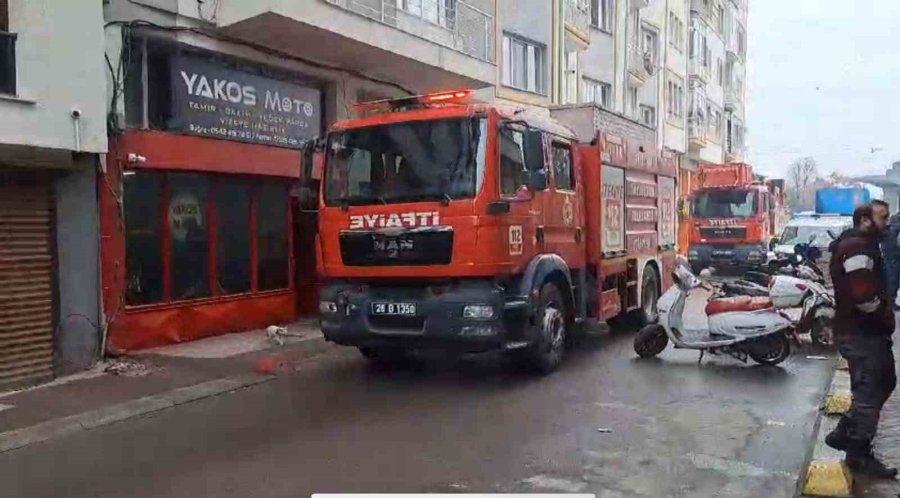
[634,262,794,365]
[717,241,835,346]
[723,240,826,297]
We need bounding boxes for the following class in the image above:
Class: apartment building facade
[0,0,107,388]
[685,0,747,170]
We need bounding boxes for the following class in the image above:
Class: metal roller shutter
[0,172,54,389]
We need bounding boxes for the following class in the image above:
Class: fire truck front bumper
[318,280,532,353]
[688,243,768,268]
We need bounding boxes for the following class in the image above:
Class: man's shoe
[825,417,851,451]
[847,453,899,479]
[825,429,850,451]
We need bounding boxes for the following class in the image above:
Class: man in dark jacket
[881,207,900,309]
[825,202,897,477]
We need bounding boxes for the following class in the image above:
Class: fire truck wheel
[638,268,660,326]
[514,282,568,374]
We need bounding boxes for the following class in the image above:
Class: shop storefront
[101,48,322,351]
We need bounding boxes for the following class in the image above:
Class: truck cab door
[545,139,582,263]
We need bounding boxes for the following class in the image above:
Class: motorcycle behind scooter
[634,261,794,365]
[717,242,835,346]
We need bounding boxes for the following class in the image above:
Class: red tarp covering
[106,292,296,352]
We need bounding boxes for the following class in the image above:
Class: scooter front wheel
[634,324,669,358]
[748,332,791,366]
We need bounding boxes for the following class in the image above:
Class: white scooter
[634,262,794,365]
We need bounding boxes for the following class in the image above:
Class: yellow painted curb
[824,393,852,415]
[803,460,853,497]
[836,358,849,371]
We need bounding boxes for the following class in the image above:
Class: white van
[768,214,852,280]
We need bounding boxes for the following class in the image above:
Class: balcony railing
[628,41,655,85]
[724,85,742,112]
[689,57,710,82]
[565,0,591,43]
[0,31,16,95]
[688,117,707,144]
[726,143,745,161]
[324,0,495,63]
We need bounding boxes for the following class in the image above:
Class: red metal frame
[161,177,172,302]
[208,180,219,297]
[101,130,301,352]
[250,189,260,292]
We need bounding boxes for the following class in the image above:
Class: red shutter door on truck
[600,165,625,257]
[624,171,658,254]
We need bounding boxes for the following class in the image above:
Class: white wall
[1,0,107,154]
[662,0,688,153]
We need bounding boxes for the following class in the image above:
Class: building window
[667,76,685,120]
[641,27,659,66]
[0,0,15,95]
[640,105,656,128]
[668,12,684,51]
[737,25,747,58]
[257,182,290,291]
[715,3,725,34]
[707,107,723,142]
[215,179,252,295]
[702,34,710,69]
[628,87,639,118]
[396,0,457,29]
[123,171,292,306]
[169,174,212,300]
[582,78,612,109]
[124,172,165,305]
[502,34,546,95]
[591,0,614,33]
[563,50,579,104]
[717,58,724,86]
[552,142,575,191]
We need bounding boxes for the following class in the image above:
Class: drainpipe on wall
[551,0,561,104]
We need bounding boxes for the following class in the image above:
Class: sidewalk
[855,340,900,497]
[0,319,335,452]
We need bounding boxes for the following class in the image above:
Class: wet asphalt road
[1,297,834,498]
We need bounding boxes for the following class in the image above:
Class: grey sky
[748,0,900,178]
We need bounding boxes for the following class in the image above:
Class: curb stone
[803,363,854,497]
[0,373,272,454]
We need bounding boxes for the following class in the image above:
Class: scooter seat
[705,296,774,315]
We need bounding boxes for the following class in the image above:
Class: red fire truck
[315,92,678,373]
[687,163,787,271]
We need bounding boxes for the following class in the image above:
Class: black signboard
[168,54,322,148]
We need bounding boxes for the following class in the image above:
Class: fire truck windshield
[692,188,760,219]
[324,118,486,206]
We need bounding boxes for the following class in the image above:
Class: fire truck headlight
[462,304,495,320]
[319,301,338,314]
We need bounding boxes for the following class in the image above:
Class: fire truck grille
[699,227,747,239]
[340,229,454,266]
